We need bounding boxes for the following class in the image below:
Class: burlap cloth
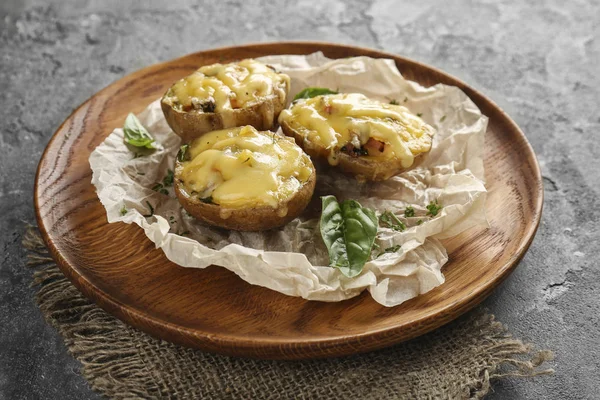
[22,227,553,399]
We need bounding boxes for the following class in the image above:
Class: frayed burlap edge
[22,226,553,399]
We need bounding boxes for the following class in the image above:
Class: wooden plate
[35,42,543,360]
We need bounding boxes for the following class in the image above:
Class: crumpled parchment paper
[89,52,488,307]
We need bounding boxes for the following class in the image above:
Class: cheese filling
[278,93,434,168]
[166,59,290,113]
[178,126,313,209]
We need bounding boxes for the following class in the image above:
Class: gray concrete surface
[1,0,598,398]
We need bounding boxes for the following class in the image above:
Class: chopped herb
[426,200,443,216]
[123,113,156,149]
[378,244,401,258]
[340,145,368,157]
[389,99,399,105]
[120,206,128,216]
[143,201,154,217]
[151,170,174,195]
[293,87,338,102]
[379,211,406,232]
[177,144,190,162]
[404,206,415,218]
[417,113,423,118]
[403,97,408,102]
[200,100,216,113]
[181,230,190,236]
[417,219,423,225]
[137,172,145,176]
[372,242,381,251]
[440,115,446,122]
[266,64,280,73]
[162,169,174,187]
[200,196,213,204]
[152,183,169,195]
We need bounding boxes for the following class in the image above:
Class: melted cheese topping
[166,59,290,112]
[278,93,434,168]
[179,126,313,209]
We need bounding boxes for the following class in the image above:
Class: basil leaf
[293,87,338,102]
[320,195,378,278]
[123,113,156,149]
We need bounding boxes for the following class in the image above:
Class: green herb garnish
[417,219,423,225]
[440,115,446,122]
[162,169,174,187]
[379,210,406,232]
[404,206,415,218]
[403,97,408,102]
[389,99,399,105]
[426,200,442,216]
[293,87,338,102]
[123,113,156,149]
[320,195,379,278]
[177,144,190,162]
[378,244,401,258]
[416,113,423,118]
[152,183,169,195]
[120,206,128,216]
[143,201,154,217]
[200,196,213,204]
[151,170,174,195]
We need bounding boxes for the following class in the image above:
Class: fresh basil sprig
[123,113,157,149]
[293,87,338,102]
[320,195,378,278]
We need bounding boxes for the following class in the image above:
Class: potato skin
[162,91,288,143]
[174,161,316,231]
[280,119,422,182]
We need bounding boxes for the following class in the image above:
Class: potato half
[279,93,435,181]
[174,126,316,231]
[161,59,290,142]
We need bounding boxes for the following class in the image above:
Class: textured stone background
[1,0,598,398]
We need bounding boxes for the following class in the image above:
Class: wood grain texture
[34,42,543,360]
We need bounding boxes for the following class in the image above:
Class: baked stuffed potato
[279,92,435,181]
[162,59,290,142]
[174,125,315,231]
